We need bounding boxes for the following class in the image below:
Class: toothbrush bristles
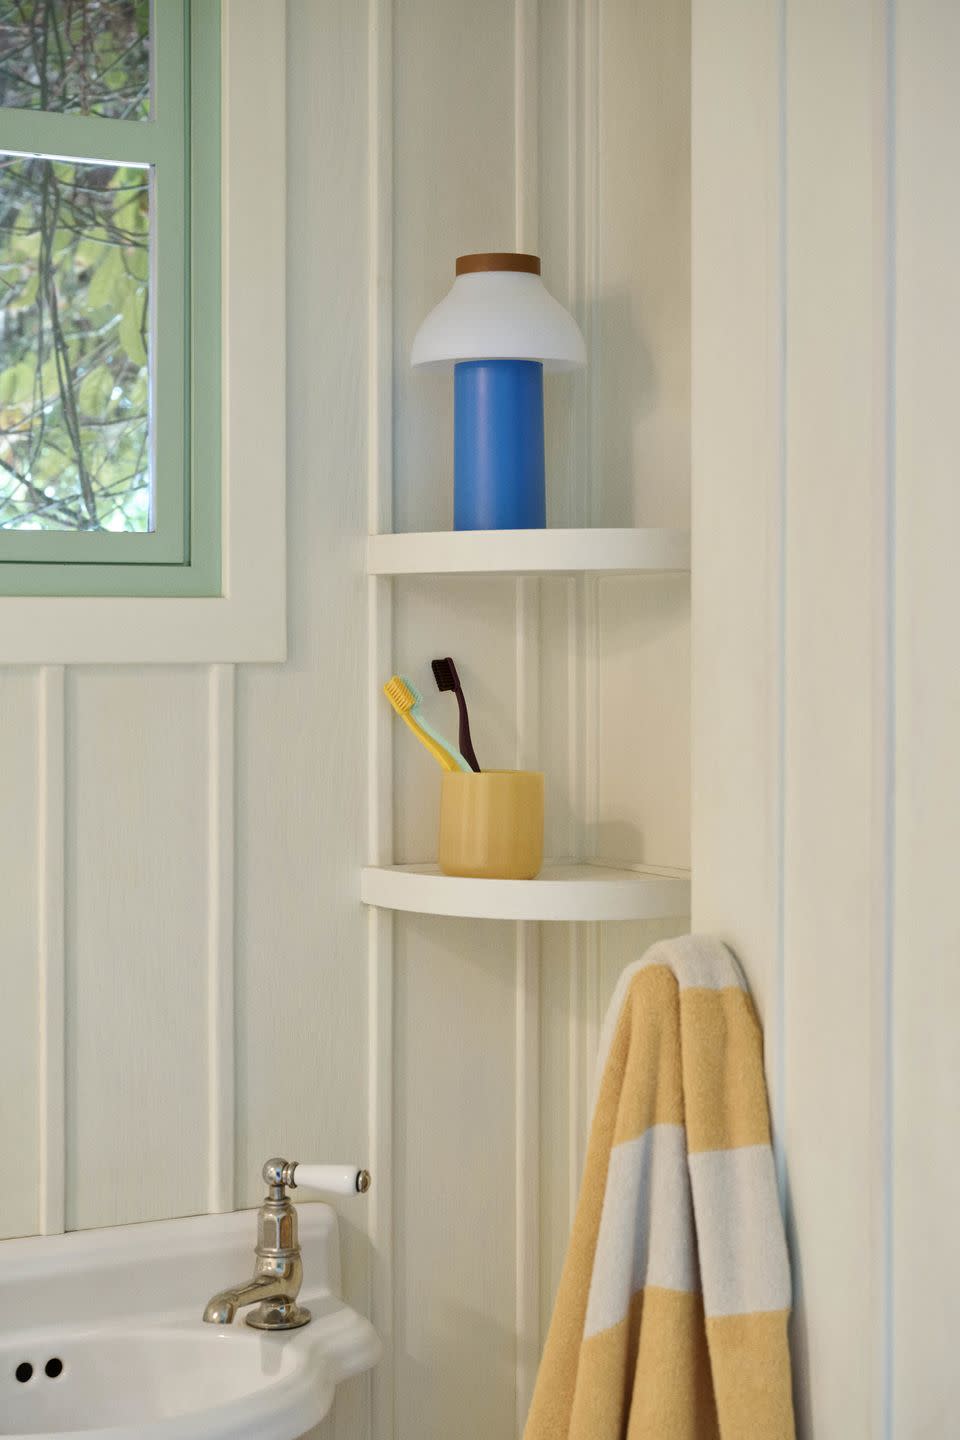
[383,674,421,713]
[432,657,456,692]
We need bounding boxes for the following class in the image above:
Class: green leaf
[0,361,36,406]
[9,273,38,310]
[119,300,148,368]
[11,227,40,262]
[78,365,115,417]
[126,245,149,282]
[75,231,110,268]
[40,356,60,394]
[86,247,123,311]
[128,369,148,409]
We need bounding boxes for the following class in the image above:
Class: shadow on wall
[784,1165,810,1439]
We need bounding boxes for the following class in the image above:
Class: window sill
[0,591,283,665]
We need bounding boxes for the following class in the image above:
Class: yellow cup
[438,769,545,880]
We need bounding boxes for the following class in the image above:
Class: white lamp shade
[411,269,586,372]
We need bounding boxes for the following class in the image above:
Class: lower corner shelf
[360,861,690,923]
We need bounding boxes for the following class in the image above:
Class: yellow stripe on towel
[524,935,795,1440]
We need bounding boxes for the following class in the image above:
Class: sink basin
[0,1207,379,1440]
[0,1327,333,1440]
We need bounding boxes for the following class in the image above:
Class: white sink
[0,1207,379,1440]
[0,1328,333,1440]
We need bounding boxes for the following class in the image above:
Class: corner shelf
[360,861,690,922]
[366,526,690,577]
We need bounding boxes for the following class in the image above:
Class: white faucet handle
[289,1163,371,1196]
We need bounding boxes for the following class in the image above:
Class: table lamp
[411,253,586,530]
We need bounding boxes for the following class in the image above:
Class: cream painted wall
[692,1,960,1436]
[0,3,691,1439]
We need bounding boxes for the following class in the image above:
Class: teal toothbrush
[387,675,471,772]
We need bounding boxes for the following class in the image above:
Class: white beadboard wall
[0,4,691,1440]
[17,2,958,1436]
[693,1,960,1436]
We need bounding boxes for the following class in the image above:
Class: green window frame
[0,1,220,596]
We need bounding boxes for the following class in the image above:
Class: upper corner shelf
[366,527,690,577]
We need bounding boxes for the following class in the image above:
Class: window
[0,0,285,663]
[0,0,220,596]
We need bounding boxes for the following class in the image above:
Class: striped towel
[524,935,795,1440]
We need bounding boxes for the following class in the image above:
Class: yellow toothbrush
[383,675,471,772]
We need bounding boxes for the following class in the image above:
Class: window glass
[0,0,150,119]
[0,154,150,531]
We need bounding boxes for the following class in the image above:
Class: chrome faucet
[202,1157,371,1331]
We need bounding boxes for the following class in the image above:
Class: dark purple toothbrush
[431,657,481,772]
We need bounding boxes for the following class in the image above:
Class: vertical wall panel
[537,0,693,1377]
[594,0,693,880]
[536,924,571,1346]
[375,5,531,1437]
[692,0,891,1428]
[781,4,887,1433]
[65,668,209,1228]
[595,0,690,528]
[538,579,575,859]
[389,19,529,1432]
[0,672,41,1239]
[236,7,372,1434]
[536,1,579,528]
[236,0,370,1233]
[393,0,516,534]
[596,574,690,869]
[893,2,960,1430]
[394,915,518,1438]
[206,665,235,1216]
[366,0,396,1435]
[689,0,789,1404]
[389,7,526,1429]
[690,0,785,1025]
[38,666,66,1236]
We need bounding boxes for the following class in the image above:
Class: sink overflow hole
[13,1360,62,1383]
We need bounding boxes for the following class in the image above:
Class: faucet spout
[201,1156,370,1331]
[203,1274,286,1325]
[203,1242,308,1330]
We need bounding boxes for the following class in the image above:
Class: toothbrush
[383,675,472,772]
[431,657,481,773]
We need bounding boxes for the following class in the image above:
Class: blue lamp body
[411,254,585,532]
[453,359,545,530]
